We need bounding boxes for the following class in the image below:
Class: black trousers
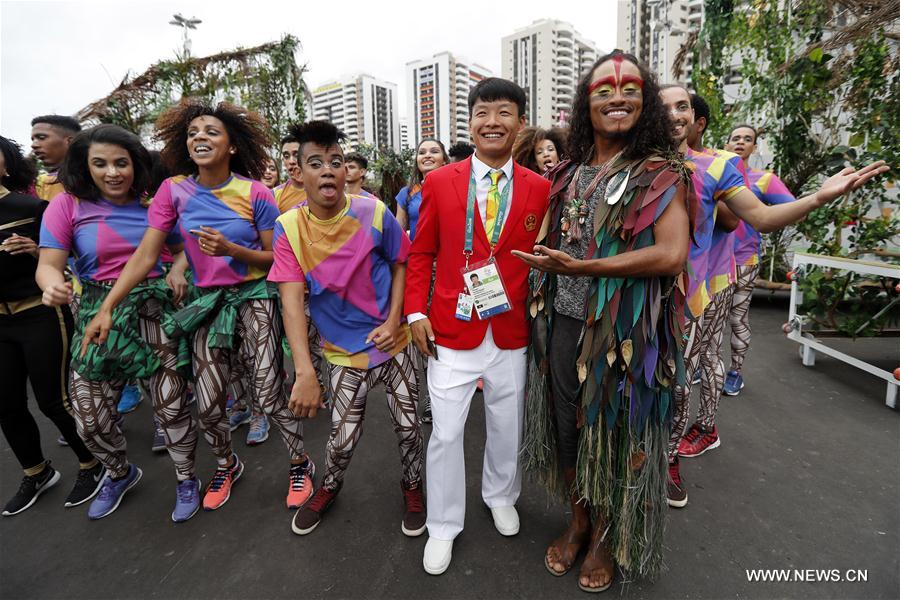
[549,311,584,471]
[0,303,94,469]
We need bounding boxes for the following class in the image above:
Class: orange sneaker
[203,454,243,511]
[286,458,316,509]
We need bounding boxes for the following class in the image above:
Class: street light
[169,13,202,58]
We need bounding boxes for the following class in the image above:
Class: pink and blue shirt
[684,148,749,319]
[148,173,279,288]
[703,148,749,297]
[268,194,411,369]
[39,192,175,282]
[734,169,797,266]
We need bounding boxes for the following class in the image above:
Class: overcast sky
[1,0,618,147]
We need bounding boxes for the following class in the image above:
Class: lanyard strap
[464,166,512,257]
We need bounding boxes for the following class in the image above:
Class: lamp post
[169,13,202,59]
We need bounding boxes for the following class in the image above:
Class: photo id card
[461,257,512,320]
[455,293,474,321]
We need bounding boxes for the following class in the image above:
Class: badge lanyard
[463,167,512,269]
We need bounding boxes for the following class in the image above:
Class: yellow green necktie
[485,170,502,243]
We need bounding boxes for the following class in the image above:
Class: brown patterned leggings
[669,315,703,460]
[70,299,196,480]
[728,264,759,373]
[191,298,304,465]
[321,346,423,492]
[698,285,735,429]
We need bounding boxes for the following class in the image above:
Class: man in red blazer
[405,78,552,575]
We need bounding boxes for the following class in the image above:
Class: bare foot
[578,520,615,592]
[545,519,590,576]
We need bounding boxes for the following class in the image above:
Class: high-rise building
[311,74,400,151]
[399,118,411,151]
[406,52,493,148]
[616,0,699,84]
[501,19,602,128]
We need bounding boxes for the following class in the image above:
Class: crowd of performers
[0,49,887,591]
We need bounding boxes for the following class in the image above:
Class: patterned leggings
[70,299,196,480]
[231,310,326,410]
[321,346,423,492]
[191,298,304,465]
[669,316,703,460]
[698,285,735,429]
[728,264,759,373]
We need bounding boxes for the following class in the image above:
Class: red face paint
[588,58,644,96]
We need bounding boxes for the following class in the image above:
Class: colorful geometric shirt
[734,169,797,266]
[148,173,279,288]
[273,181,307,214]
[40,192,174,282]
[703,148,748,296]
[395,185,422,240]
[268,194,411,369]
[35,171,65,202]
[684,148,748,319]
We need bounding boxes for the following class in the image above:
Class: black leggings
[0,303,94,469]
[549,311,584,471]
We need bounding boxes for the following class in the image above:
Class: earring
[229,149,236,155]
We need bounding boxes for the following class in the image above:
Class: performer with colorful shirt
[659,84,888,507]
[677,94,748,460]
[269,121,424,537]
[79,101,313,513]
[515,51,691,590]
[724,125,797,395]
[36,125,199,521]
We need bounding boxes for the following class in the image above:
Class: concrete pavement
[1,295,897,599]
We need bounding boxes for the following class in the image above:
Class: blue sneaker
[117,384,142,414]
[691,369,702,385]
[171,477,201,522]
[228,405,252,431]
[88,464,142,520]
[246,412,269,446]
[723,371,744,396]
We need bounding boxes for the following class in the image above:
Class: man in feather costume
[513,50,692,591]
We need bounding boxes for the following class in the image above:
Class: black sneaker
[2,463,61,516]
[64,463,106,507]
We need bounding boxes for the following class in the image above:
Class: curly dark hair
[57,125,152,202]
[512,126,569,173]
[568,50,677,164]
[0,136,38,192]
[155,99,271,180]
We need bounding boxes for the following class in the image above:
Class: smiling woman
[34,124,199,521]
[78,99,314,516]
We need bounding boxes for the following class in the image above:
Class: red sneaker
[666,457,687,508]
[203,454,243,511]
[678,424,720,458]
[401,481,426,537]
[286,458,316,509]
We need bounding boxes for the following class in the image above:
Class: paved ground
[1,294,898,600]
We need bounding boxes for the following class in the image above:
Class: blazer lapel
[494,163,530,252]
[453,157,490,254]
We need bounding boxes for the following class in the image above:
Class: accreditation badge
[460,257,512,320]
[455,293,474,321]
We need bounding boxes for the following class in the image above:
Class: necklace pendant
[605,168,630,205]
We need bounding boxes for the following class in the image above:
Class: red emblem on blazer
[524,213,537,231]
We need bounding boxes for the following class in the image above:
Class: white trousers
[425,325,527,541]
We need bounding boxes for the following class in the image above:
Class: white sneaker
[489,505,520,536]
[423,537,453,575]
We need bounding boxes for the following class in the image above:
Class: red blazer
[404,156,551,350]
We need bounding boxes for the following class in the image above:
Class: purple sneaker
[172,477,201,523]
[88,464,142,520]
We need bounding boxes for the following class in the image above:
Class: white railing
[784,252,899,408]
